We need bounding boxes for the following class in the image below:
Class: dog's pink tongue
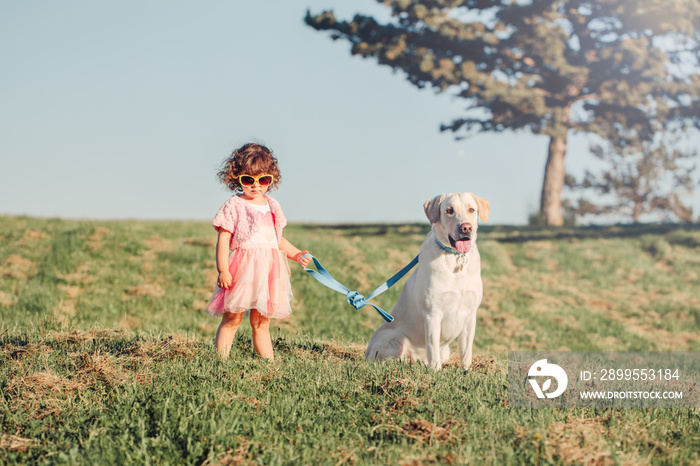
[455,239,471,254]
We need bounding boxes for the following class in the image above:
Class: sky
[1,1,697,225]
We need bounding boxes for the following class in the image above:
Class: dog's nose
[460,223,472,235]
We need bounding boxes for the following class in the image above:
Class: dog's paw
[460,356,473,371]
[428,361,442,371]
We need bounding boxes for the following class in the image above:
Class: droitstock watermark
[508,351,700,408]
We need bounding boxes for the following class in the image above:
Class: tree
[566,132,697,223]
[305,0,700,225]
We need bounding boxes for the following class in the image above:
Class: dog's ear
[473,195,490,223]
[423,194,445,224]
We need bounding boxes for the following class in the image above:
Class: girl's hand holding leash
[294,250,312,268]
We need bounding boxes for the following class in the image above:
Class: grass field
[1,215,699,464]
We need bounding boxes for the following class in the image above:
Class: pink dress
[206,201,293,320]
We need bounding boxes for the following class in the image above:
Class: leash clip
[346,291,367,309]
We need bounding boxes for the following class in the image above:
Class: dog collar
[432,227,470,271]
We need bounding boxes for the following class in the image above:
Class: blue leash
[300,253,419,322]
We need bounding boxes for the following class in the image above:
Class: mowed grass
[1,216,699,464]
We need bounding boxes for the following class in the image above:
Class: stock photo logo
[528,359,568,399]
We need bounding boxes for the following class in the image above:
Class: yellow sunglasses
[238,174,274,187]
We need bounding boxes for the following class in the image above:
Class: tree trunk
[632,202,642,224]
[540,135,567,226]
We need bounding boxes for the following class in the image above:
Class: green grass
[1,216,699,464]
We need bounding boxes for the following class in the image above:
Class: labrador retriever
[365,193,489,370]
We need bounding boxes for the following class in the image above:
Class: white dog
[365,193,490,370]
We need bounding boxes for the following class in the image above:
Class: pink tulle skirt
[206,244,293,320]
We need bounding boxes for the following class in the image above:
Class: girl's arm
[279,237,311,268]
[216,230,233,289]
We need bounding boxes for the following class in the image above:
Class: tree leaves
[306,0,698,140]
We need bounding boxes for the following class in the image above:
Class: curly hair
[217,143,282,193]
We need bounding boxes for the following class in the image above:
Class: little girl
[206,142,311,360]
